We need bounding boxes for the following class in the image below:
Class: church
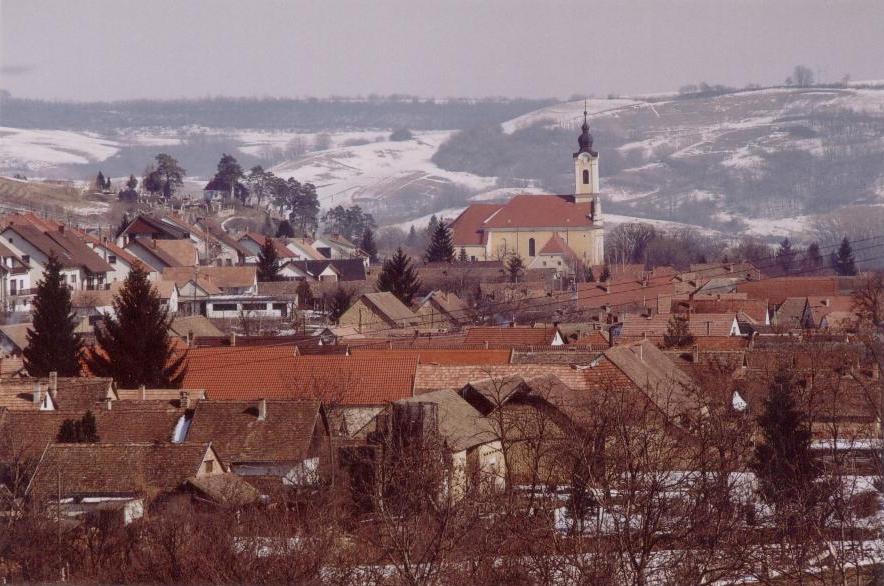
[448,110,605,269]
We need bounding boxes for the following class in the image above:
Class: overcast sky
[2,0,883,101]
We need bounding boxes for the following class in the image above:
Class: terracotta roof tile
[182,348,417,405]
[449,204,502,246]
[481,195,593,229]
[0,377,112,411]
[737,277,842,306]
[28,442,216,499]
[185,400,321,464]
[463,326,560,347]
[351,348,512,365]
[162,266,256,290]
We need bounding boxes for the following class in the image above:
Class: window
[242,303,267,311]
[204,460,214,474]
[108,255,117,264]
[212,303,237,311]
[69,274,77,284]
[21,255,29,264]
[528,238,536,257]
[582,169,590,184]
[272,303,286,311]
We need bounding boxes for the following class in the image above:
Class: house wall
[198,448,226,476]
[205,298,286,319]
[1,229,93,290]
[414,302,458,330]
[484,228,603,266]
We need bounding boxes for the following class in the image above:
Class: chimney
[49,371,58,398]
[139,384,146,400]
[822,298,831,307]
[105,396,113,411]
[638,343,644,362]
[692,344,700,363]
[706,321,711,336]
[32,382,42,407]
[179,390,190,409]
[230,332,237,346]
[603,283,610,294]
[186,330,193,346]
[258,398,267,421]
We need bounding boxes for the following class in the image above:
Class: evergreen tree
[115,213,130,239]
[126,174,138,190]
[406,226,418,247]
[360,227,378,263]
[458,247,468,263]
[276,219,295,238]
[599,264,611,282]
[775,237,795,273]
[257,237,281,282]
[296,280,314,309]
[427,214,439,237]
[662,315,694,348]
[377,247,421,305]
[327,286,355,323]
[424,221,455,263]
[804,242,823,272]
[750,369,820,510]
[95,171,106,192]
[57,411,100,443]
[153,153,185,197]
[87,263,186,388]
[23,253,82,377]
[831,236,857,276]
[505,254,525,283]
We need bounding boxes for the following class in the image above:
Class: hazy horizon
[2,0,883,102]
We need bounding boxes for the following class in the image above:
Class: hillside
[2,85,883,239]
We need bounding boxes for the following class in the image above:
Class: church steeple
[574,101,597,158]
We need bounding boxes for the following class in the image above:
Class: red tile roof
[539,232,577,257]
[448,204,501,246]
[181,347,418,405]
[482,195,593,229]
[737,277,841,306]
[351,348,512,365]
[185,400,321,464]
[463,326,559,347]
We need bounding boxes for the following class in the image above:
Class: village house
[126,237,199,270]
[462,325,564,347]
[185,399,333,485]
[280,258,367,283]
[313,233,364,261]
[338,292,420,334]
[448,110,603,265]
[413,290,469,330]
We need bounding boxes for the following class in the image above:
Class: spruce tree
[377,247,421,305]
[458,247,468,263]
[95,171,106,192]
[775,237,795,273]
[804,242,823,273]
[406,226,418,247]
[327,286,355,322]
[831,236,857,276]
[126,174,138,190]
[750,369,820,509]
[257,237,281,282]
[424,221,455,263]
[276,219,295,238]
[505,254,525,283]
[87,263,186,388]
[662,315,694,348]
[23,253,82,377]
[360,227,378,263]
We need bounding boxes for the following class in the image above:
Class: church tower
[573,106,601,223]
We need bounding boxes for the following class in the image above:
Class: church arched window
[582,169,590,185]
[528,238,536,257]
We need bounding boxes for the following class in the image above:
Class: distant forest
[0,94,554,131]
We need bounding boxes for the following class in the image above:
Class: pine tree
[360,227,378,263]
[831,236,857,276]
[424,221,455,263]
[104,174,112,191]
[87,263,186,388]
[599,264,611,282]
[257,237,281,282]
[427,215,439,237]
[377,247,421,305]
[57,411,100,443]
[662,315,694,348]
[458,247,468,263]
[776,237,795,273]
[750,370,820,510]
[23,253,82,377]
[804,242,823,272]
[126,174,138,190]
[327,286,355,322]
[506,254,525,283]
[406,226,418,247]
[95,171,106,192]
[276,219,295,238]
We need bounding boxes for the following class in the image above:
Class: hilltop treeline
[0,95,553,132]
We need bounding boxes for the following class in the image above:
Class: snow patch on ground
[502,98,647,134]
[391,207,469,231]
[0,127,120,170]
[469,186,547,202]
